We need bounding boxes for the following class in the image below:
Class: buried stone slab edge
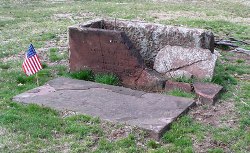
[13,77,195,140]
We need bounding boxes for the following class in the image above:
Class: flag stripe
[34,55,42,69]
[22,44,42,76]
[23,60,32,76]
[30,56,39,72]
[33,55,42,70]
[29,59,38,73]
[26,60,34,75]
[22,64,27,74]
[26,59,35,74]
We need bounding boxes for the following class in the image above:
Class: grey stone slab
[13,77,194,140]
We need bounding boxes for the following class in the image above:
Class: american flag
[22,44,42,76]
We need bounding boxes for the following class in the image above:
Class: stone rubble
[165,80,193,93]
[153,45,218,80]
[69,19,217,88]
[193,82,223,105]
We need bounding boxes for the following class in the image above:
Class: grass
[95,73,119,85]
[69,70,120,86]
[49,48,65,62]
[235,59,245,63]
[0,63,10,70]
[69,69,94,81]
[167,89,195,99]
[162,116,205,152]
[0,103,63,139]
[207,148,224,153]
[173,76,193,84]
[0,0,250,152]
[211,61,238,89]
[164,19,250,40]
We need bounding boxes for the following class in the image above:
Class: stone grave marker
[13,77,195,140]
[69,19,217,90]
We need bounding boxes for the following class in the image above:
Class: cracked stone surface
[69,19,215,87]
[13,77,194,140]
[165,80,193,93]
[69,22,165,90]
[104,19,214,63]
[153,45,218,79]
[135,68,165,92]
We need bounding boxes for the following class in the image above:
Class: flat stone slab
[193,82,223,105]
[13,77,194,140]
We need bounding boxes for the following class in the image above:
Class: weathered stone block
[164,70,193,80]
[13,77,195,140]
[153,45,218,80]
[165,80,193,93]
[193,82,223,105]
[104,19,214,63]
[135,69,165,91]
[69,22,146,88]
[69,19,216,88]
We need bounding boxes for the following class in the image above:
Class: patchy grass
[167,89,195,99]
[164,19,250,40]
[69,70,94,81]
[95,73,119,85]
[0,103,62,139]
[49,48,64,62]
[235,59,245,63]
[68,70,120,86]
[147,140,160,149]
[162,116,205,152]
[0,63,11,70]
[211,61,238,89]
[174,76,193,83]
[207,148,224,153]
[0,0,249,152]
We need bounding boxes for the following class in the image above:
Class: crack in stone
[56,87,145,98]
[166,59,208,72]
[134,68,145,85]
[98,31,105,64]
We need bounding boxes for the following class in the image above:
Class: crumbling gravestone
[69,19,217,91]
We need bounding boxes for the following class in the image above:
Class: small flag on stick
[22,44,42,76]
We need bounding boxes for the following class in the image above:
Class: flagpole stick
[36,73,39,86]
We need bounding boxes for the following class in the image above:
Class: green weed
[174,76,193,83]
[167,89,195,99]
[235,59,245,63]
[16,75,36,84]
[94,73,119,85]
[147,140,160,149]
[69,70,94,81]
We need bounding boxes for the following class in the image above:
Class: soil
[190,99,238,128]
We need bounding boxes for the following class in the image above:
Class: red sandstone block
[135,69,165,91]
[193,82,223,105]
[165,80,193,93]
